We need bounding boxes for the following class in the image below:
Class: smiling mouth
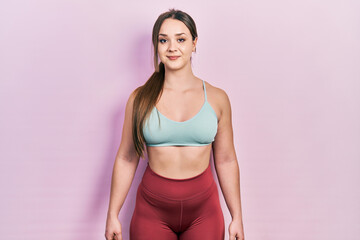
[167,56,180,60]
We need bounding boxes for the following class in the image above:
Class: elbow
[214,155,237,165]
[115,155,140,168]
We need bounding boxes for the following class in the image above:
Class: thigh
[179,184,225,240]
[130,184,178,240]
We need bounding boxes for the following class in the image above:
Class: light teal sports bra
[143,80,218,147]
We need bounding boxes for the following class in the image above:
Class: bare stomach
[146,144,212,179]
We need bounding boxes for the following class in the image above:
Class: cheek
[181,44,193,53]
[158,44,167,52]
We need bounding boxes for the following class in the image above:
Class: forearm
[215,159,243,221]
[107,157,139,218]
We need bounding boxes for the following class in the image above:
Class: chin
[165,66,183,71]
[164,62,182,69]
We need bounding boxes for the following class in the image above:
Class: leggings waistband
[141,162,215,200]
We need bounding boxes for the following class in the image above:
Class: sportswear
[143,80,218,147]
[130,162,225,239]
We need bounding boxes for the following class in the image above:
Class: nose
[168,39,177,52]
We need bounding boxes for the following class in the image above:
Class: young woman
[105,8,245,240]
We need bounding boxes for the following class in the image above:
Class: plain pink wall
[0,1,359,239]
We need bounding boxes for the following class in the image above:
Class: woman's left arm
[212,88,245,240]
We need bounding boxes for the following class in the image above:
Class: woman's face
[157,18,197,71]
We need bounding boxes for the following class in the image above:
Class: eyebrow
[158,33,186,37]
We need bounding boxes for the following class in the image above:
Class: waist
[140,162,215,200]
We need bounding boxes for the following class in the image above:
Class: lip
[167,56,180,60]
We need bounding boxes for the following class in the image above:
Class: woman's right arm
[105,90,140,239]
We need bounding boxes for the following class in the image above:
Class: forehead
[159,18,190,36]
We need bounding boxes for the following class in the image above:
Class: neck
[163,61,197,90]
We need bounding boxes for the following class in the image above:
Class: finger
[105,232,112,240]
[114,232,123,240]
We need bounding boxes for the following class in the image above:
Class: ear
[192,37,198,52]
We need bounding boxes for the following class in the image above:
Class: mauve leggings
[130,162,225,240]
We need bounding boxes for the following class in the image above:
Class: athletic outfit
[142,80,218,147]
[130,80,225,239]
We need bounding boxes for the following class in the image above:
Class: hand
[228,218,245,240]
[105,214,122,240]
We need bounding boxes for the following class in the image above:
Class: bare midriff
[146,144,212,179]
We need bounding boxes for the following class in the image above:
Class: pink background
[1,1,359,239]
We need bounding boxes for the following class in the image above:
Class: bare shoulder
[126,86,141,108]
[203,80,231,120]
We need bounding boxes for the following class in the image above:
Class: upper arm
[115,89,140,163]
[212,89,237,164]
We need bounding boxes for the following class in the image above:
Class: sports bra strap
[202,80,207,101]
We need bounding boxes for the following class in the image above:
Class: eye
[159,39,166,43]
[178,38,185,42]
